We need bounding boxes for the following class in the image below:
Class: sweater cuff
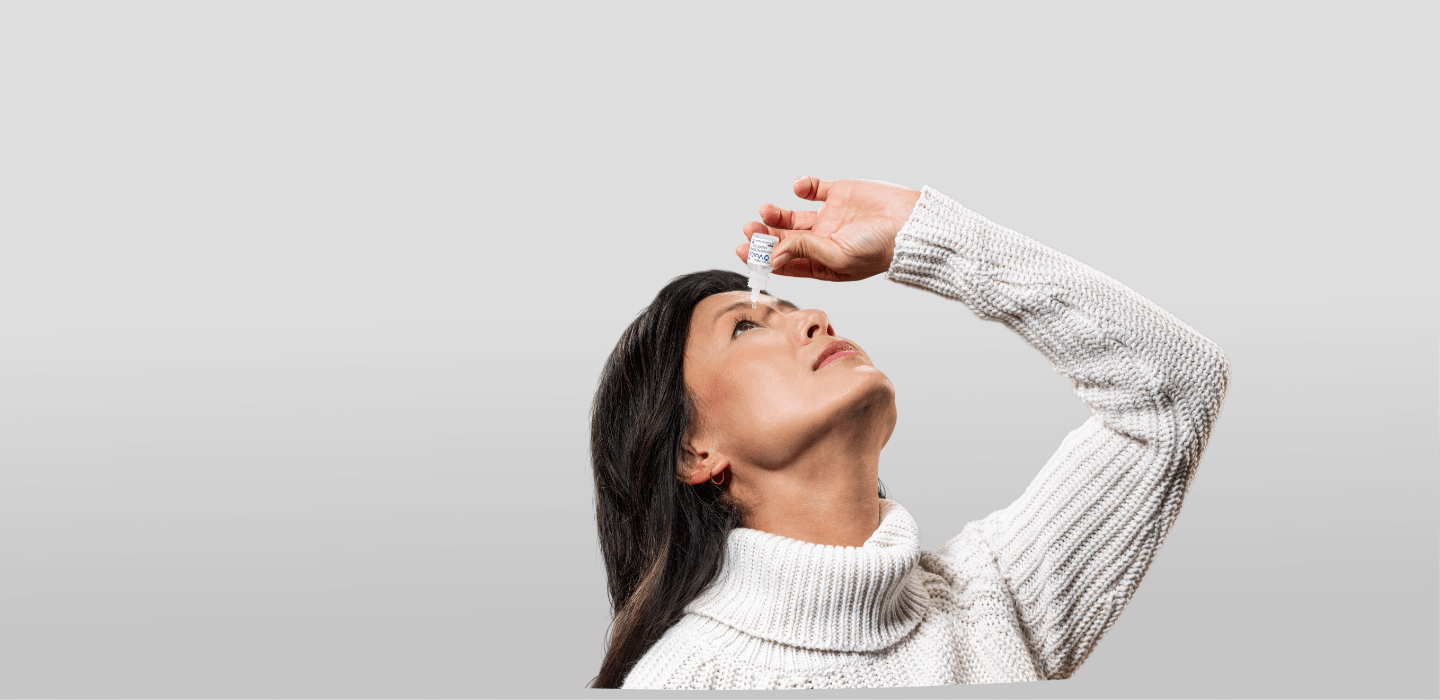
[885,185,1011,321]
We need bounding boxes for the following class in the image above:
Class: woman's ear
[679,440,731,485]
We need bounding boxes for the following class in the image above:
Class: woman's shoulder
[921,521,1000,575]
[917,524,1042,640]
[620,615,727,689]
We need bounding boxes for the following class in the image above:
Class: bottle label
[747,236,777,266]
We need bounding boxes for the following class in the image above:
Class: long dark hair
[588,270,886,688]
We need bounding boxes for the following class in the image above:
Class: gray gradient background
[0,2,1434,698]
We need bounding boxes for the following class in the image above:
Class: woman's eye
[732,320,759,338]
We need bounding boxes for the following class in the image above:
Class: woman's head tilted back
[588,269,896,688]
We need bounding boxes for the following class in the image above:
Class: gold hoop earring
[711,470,726,486]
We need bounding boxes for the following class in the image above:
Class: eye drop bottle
[746,233,780,308]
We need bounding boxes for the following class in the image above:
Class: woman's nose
[794,309,835,345]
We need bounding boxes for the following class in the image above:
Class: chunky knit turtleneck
[620,186,1231,690]
[685,499,931,653]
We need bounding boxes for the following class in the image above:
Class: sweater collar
[684,499,930,652]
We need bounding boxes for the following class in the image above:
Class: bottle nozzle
[751,288,759,308]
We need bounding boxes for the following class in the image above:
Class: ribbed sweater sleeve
[887,186,1231,680]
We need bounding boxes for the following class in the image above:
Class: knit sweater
[620,186,1231,689]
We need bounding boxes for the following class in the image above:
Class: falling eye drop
[746,233,780,308]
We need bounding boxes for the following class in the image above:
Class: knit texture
[620,186,1231,689]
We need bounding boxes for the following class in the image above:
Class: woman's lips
[813,341,860,371]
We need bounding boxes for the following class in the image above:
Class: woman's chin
[829,366,896,421]
[848,364,894,397]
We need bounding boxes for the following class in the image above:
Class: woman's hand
[736,176,922,282]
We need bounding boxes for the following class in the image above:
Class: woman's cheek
[756,384,819,431]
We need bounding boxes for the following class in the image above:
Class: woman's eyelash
[732,315,760,338]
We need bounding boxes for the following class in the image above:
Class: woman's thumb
[771,233,839,272]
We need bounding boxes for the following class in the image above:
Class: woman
[589,176,1230,689]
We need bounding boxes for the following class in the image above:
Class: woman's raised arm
[889,186,1230,680]
[741,179,1231,680]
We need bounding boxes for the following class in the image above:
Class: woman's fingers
[741,220,849,278]
[793,175,832,202]
[740,220,796,263]
[738,222,837,279]
[760,203,818,231]
[770,231,844,273]
[772,257,820,279]
[742,220,789,244]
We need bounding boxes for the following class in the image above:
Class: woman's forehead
[696,291,800,316]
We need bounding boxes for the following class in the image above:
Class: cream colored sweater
[621,186,1231,689]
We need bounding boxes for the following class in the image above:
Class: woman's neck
[733,438,884,548]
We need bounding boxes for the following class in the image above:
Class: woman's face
[681,291,897,478]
